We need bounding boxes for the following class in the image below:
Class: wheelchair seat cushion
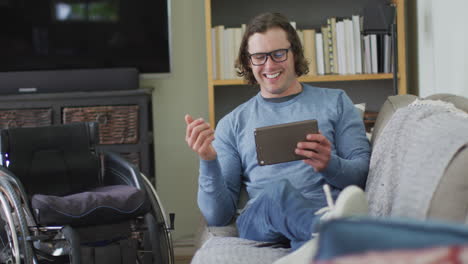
[31,185,149,226]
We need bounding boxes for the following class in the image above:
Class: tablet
[254,119,318,166]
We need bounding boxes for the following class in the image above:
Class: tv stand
[0,89,154,180]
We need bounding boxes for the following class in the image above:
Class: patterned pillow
[315,244,468,264]
[314,218,468,262]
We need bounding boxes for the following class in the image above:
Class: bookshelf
[204,0,407,126]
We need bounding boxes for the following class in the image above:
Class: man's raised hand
[185,114,217,161]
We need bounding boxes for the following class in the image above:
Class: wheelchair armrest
[102,151,144,190]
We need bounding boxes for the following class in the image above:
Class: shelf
[299,73,394,82]
[213,73,394,86]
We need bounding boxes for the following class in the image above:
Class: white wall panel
[417,0,468,97]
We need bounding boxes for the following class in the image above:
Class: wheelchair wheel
[141,174,174,264]
[0,178,33,264]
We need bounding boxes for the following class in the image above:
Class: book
[290,21,297,30]
[363,35,372,74]
[241,24,246,37]
[352,15,363,74]
[370,34,378,74]
[384,34,392,73]
[303,29,317,76]
[328,17,338,74]
[211,27,217,80]
[214,25,225,80]
[296,29,304,50]
[336,21,346,75]
[344,19,355,74]
[233,27,243,79]
[321,26,331,74]
[377,33,385,73]
[223,28,233,79]
[315,33,325,75]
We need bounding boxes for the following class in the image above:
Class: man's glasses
[248,48,290,66]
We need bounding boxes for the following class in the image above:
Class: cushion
[354,103,366,119]
[354,103,373,140]
[315,244,468,264]
[424,95,468,223]
[429,148,468,223]
[32,185,148,226]
[314,217,468,261]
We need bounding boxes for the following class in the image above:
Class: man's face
[247,27,299,98]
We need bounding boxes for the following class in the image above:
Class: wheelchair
[0,122,174,264]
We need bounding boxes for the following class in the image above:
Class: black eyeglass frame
[248,48,291,66]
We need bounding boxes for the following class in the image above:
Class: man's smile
[264,71,282,79]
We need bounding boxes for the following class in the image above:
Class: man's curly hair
[235,12,309,85]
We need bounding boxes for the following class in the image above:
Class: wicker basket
[0,108,52,129]
[62,105,139,144]
[119,152,140,169]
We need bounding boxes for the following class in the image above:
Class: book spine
[370,34,378,74]
[377,34,385,73]
[303,29,317,76]
[352,15,362,74]
[344,19,355,74]
[223,28,232,79]
[233,27,242,79]
[315,33,325,75]
[321,26,331,74]
[329,18,338,74]
[296,29,304,51]
[211,27,217,80]
[384,34,391,73]
[215,25,224,80]
[336,21,346,75]
[363,35,372,74]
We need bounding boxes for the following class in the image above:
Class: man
[185,12,370,250]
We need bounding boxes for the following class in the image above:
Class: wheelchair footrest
[26,234,51,241]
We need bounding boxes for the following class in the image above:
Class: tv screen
[0,0,171,75]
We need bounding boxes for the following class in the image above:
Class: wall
[416,0,468,97]
[141,0,207,244]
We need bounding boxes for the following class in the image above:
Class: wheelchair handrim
[140,173,174,264]
[0,191,20,264]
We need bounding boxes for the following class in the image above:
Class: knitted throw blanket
[366,99,468,219]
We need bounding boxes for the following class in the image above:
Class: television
[0,0,171,94]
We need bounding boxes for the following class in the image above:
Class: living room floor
[174,245,195,264]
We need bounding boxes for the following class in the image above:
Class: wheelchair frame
[0,151,174,264]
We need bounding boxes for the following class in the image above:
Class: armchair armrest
[195,215,239,249]
[194,185,249,249]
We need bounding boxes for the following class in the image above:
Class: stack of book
[211,15,393,80]
[211,24,246,80]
